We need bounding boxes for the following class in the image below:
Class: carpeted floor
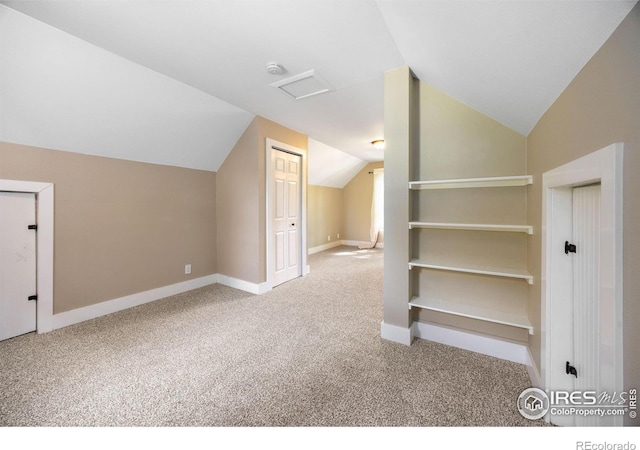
[0,246,547,426]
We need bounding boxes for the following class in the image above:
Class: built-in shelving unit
[408,296,533,335]
[409,174,534,333]
[409,175,532,190]
[408,221,533,234]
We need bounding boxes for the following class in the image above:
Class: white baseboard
[217,274,270,295]
[526,347,543,388]
[412,321,529,365]
[52,274,218,330]
[308,240,384,254]
[308,241,343,255]
[341,240,369,247]
[380,321,413,345]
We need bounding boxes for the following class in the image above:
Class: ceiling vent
[270,69,334,100]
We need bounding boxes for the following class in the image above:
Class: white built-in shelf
[408,259,533,285]
[409,175,533,190]
[408,221,533,234]
[408,296,534,335]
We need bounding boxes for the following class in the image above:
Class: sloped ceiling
[0,5,254,171]
[308,139,368,189]
[1,1,637,174]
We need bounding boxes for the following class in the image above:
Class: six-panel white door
[271,149,301,287]
[0,192,37,341]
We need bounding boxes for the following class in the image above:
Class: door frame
[0,179,54,334]
[541,143,623,424]
[265,138,309,291]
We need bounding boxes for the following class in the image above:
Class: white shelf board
[409,175,532,190]
[408,259,533,284]
[408,296,534,335]
[409,222,533,234]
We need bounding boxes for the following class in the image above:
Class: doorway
[0,180,54,335]
[265,138,308,289]
[0,192,37,340]
[541,143,623,426]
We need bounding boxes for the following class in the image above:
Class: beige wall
[216,116,307,284]
[343,161,384,242]
[413,83,529,341]
[383,66,415,330]
[526,4,639,423]
[0,141,217,314]
[308,185,343,249]
[308,161,385,250]
[216,118,260,283]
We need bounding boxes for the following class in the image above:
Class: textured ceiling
[1,0,636,176]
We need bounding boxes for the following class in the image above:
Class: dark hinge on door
[566,361,578,378]
[28,224,38,231]
[28,295,37,301]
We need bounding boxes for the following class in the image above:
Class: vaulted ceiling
[1,1,636,178]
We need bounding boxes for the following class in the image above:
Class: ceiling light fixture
[371,139,385,150]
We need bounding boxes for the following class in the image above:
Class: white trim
[380,321,413,345]
[308,241,343,255]
[52,274,218,330]
[265,138,308,291]
[308,240,384,255]
[526,347,543,389]
[541,143,624,406]
[413,321,529,365]
[0,179,54,334]
[217,274,271,295]
[341,240,370,247]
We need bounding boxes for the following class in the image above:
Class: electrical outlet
[185,264,191,275]
[327,235,331,241]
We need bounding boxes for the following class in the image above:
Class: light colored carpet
[0,246,546,426]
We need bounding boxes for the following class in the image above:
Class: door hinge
[28,295,38,301]
[566,361,578,378]
[28,224,38,231]
[565,241,577,254]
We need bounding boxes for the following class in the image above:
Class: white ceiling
[1,1,637,174]
[308,139,368,189]
[0,4,254,171]
[377,1,638,135]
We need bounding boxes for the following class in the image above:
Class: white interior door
[543,144,623,427]
[271,148,301,287]
[549,184,601,426]
[572,184,601,426]
[0,192,37,340]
